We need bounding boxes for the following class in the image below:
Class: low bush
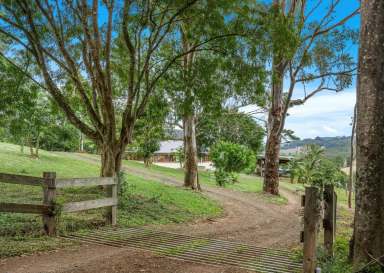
[210,141,255,186]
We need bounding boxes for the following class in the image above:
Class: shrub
[289,144,348,189]
[210,141,255,186]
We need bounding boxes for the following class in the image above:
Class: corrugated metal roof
[155,140,183,154]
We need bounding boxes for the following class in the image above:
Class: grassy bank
[0,143,222,257]
[59,153,287,204]
[123,160,287,204]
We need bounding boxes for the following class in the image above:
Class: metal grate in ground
[62,227,302,273]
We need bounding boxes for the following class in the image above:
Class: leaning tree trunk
[183,114,200,190]
[263,123,282,195]
[263,62,284,195]
[352,0,384,269]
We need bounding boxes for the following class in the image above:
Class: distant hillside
[281,136,351,160]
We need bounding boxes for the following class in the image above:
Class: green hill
[281,136,351,160]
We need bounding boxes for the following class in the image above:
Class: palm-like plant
[293,144,324,185]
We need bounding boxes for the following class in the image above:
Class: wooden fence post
[106,176,117,225]
[43,172,57,236]
[324,184,337,257]
[303,186,322,273]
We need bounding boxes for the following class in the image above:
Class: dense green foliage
[210,141,255,186]
[289,144,348,188]
[197,109,264,154]
[129,94,169,166]
[0,57,91,154]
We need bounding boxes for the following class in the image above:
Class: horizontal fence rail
[0,203,51,214]
[56,177,116,188]
[0,171,118,235]
[63,198,117,213]
[0,173,44,186]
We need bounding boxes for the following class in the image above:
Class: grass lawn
[279,179,353,208]
[122,160,287,204]
[0,142,222,257]
[56,154,287,204]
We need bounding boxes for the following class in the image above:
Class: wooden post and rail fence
[0,172,117,236]
[301,185,337,273]
[1,171,338,272]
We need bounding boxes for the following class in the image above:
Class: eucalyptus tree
[352,0,384,269]
[262,0,359,195]
[0,0,204,177]
[164,1,266,189]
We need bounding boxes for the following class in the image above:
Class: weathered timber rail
[62,227,302,273]
[0,172,117,235]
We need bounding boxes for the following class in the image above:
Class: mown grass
[0,142,222,257]
[279,179,353,208]
[57,153,288,204]
[66,152,354,207]
[121,160,287,204]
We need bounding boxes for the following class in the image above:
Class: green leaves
[197,109,265,155]
[263,5,301,62]
[129,92,169,164]
[211,141,255,186]
[290,144,348,188]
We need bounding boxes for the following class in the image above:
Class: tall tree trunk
[100,142,118,177]
[352,0,384,268]
[35,134,40,158]
[183,114,200,190]
[263,62,284,195]
[20,138,24,153]
[29,144,34,157]
[180,28,199,190]
[28,136,36,158]
[100,122,133,179]
[79,132,84,152]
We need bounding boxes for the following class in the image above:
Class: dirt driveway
[0,155,301,273]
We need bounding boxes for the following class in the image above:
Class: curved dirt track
[0,154,301,273]
[118,160,301,249]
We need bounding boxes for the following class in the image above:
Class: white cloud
[240,89,356,139]
[286,90,355,138]
[287,90,356,118]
